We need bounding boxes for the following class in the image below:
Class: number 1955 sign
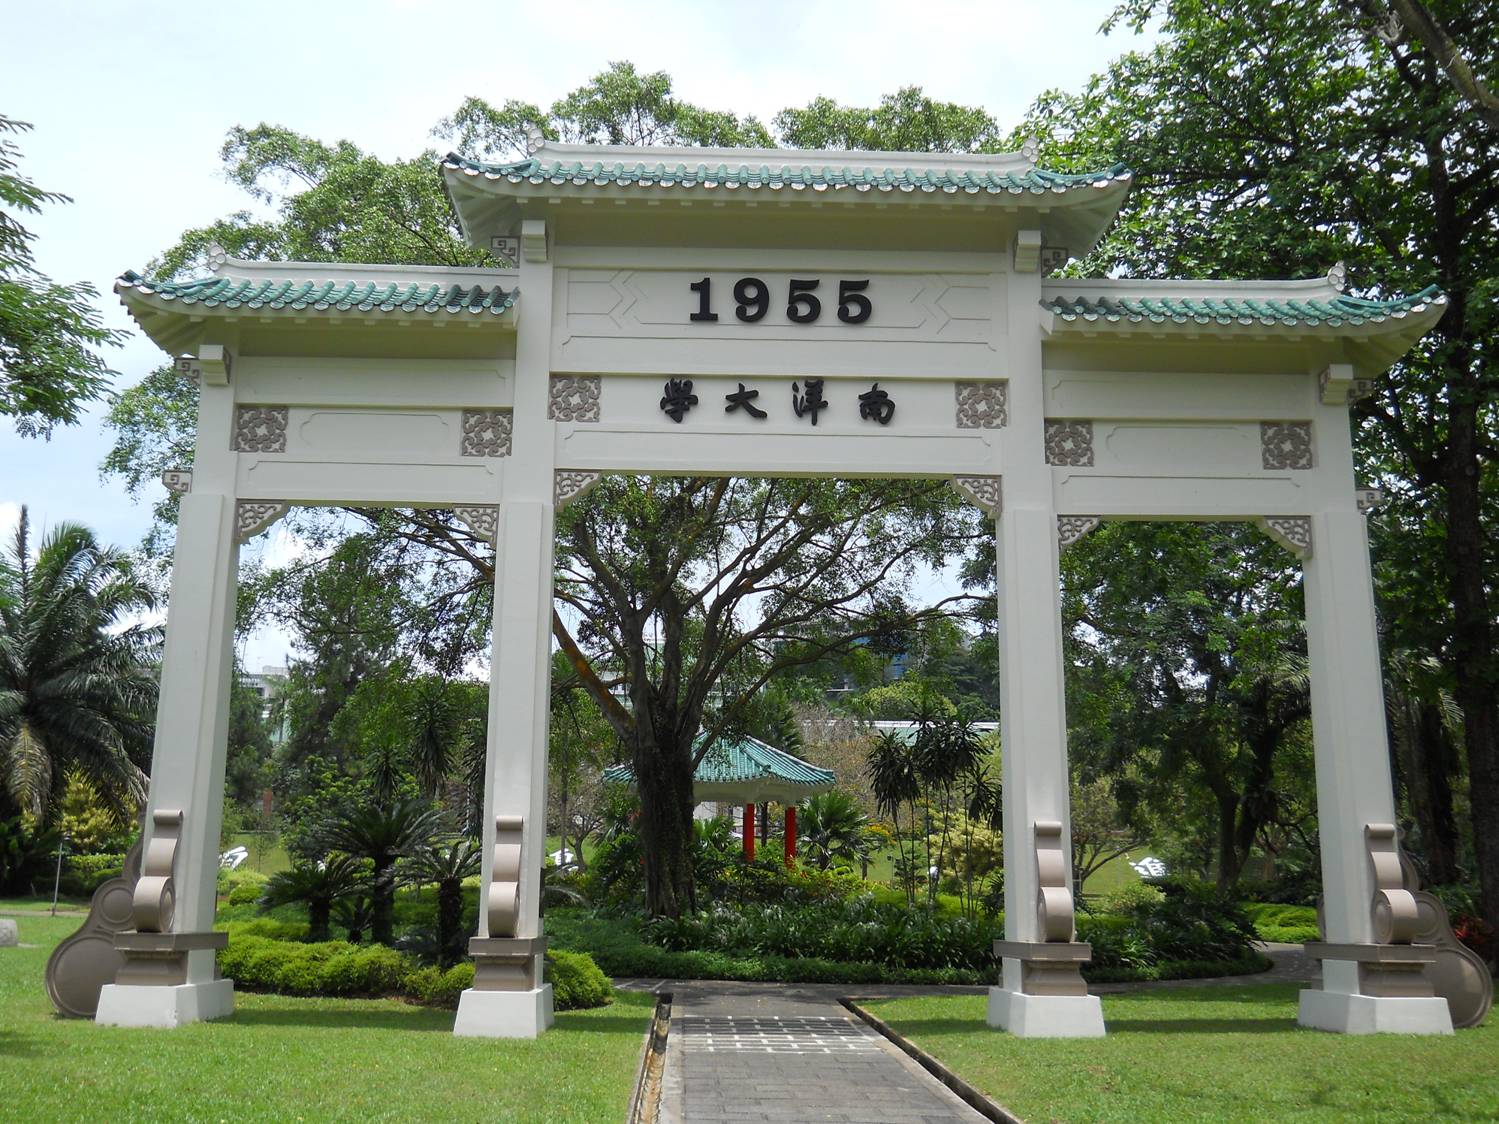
[688,276,872,325]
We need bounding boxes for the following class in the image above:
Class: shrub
[1242,902,1320,943]
[222,918,310,941]
[219,935,409,997]
[1101,881,1165,915]
[1132,881,1261,962]
[547,949,612,1010]
[227,871,270,905]
[406,962,475,1006]
[59,852,126,896]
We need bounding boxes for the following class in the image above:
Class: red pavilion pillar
[742,803,755,861]
[784,806,797,867]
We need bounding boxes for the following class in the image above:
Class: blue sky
[1,0,1146,666]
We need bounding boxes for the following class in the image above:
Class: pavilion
[602,734,836,864]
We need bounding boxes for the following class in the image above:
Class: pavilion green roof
[603,734,835,802]
[442,151,1130,196]
[115,271,517,316]
[1041,285,1445,328]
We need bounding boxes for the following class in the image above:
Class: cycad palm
[799,791,875,871]
[259,855,365,942]
[404,839,481,967]
[321,798,444,945]
[0,507,158,821]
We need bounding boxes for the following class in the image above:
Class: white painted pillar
[456,222,556,1037]
[1296,411,1451,1034]
[98,379,240,1027]
[987,259,1103,1037]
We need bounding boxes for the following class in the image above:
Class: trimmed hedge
[1243,902,1320,944]
[216,932,612,1010]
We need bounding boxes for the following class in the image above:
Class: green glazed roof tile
[116,271,517,316]
[602,734,836,790]
[1042,285,1444,328]
[442,152,1130,196]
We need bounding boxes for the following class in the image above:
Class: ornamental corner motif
[950,475,1002,517]
[235,501,289,544]
[955,381,1009,429]
[453,505,499,542]
[1044,420,1094,467]
[555,470,602,509]
[1260,515,1313,559]
[1058,516,1100,551]
[460,409,513,457]
[233,406,288,453]
[549,376,601,423]
[1261,422,1313,470]
[161,469,193,495]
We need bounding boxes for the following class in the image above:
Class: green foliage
[797,791,877,872]
[404,961,474,1006]
[219,934,408,997]
[546,949,612,1010]
[1242,902,1321,944]
[58,850,125,896]
[226,871,270,906]
[55,771,133,854]
[0,508,158,823]
[1101,880,1166,915]
[259,856,364,943]
[0,116,123,436]
[774,87,1002,153]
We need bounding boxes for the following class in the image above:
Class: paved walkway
[658,982,987,1123]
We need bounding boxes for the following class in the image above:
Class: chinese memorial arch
[89,137,1463,1038]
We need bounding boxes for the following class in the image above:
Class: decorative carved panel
[1044,420,1094,467]
[453,505,498,542]
[1356,488,1384,513]
[955,381,1008,429]
[1260,515,1312,559]
[1057,516,1100,551]
[235,501,289,544]
[460,409,513,457]
[950,475,1001,517]
[234,406,289,453]
[161,470,192,494]
[549,376,601,423]
[1261,422,1313,470]
[555,470,602,509]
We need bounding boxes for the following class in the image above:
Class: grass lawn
[865,984,1499,1123]
[0,914,651,1123]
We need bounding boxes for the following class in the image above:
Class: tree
[0,116,123,436]
[0,507,157,821]
[797,790,875,872]
[1026,0,1499,926]
[1062,522,1312,891]
[319,797,444,945]
[1069,775,1147,900]
[259,855,364,943]
[404,839,482,968]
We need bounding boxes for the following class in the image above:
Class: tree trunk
[308,899,331,943]
[1443,399,1499,931]
[1215,790,1244,892]
[437,878,463,968]
[634,733,698,918]
[1402,701,1462,885]
[372,857,396,945]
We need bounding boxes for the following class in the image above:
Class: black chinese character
[791,378,828,426]
[724,382,768,419]
[858,382,895,426]
[660,378,698,423]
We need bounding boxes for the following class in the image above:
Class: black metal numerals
[689,277,872,325]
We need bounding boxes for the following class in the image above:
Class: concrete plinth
[1297,989,1453,1035]
[95,979,235,1028]
[453,985,554,1038]
[987,987,1105,1038]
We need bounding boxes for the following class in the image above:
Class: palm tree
[404,839,481,968]
[320,797,444,945]
[259,855,365,942]
[798,791,876,872]
[0,508,158,822]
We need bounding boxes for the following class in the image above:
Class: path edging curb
[625,991,672,1124]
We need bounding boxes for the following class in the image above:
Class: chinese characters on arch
[659,378,896,427]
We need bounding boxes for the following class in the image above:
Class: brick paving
[659,986,986,1124]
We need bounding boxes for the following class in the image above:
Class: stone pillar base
[453,984,554,1038]
[1297,989,1453,1035]
[987,987,1105,1038]
[95,978,235,1028]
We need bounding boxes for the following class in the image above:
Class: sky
[1,0,1147,668]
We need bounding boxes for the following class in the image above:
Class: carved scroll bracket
[487,815,524,938]
[1035,820,1076,943]
[1366,823,1420,944]
[132,809,183,934]
[950,475,1001,518]
[1058,516,1100,551]
[161,470,193,495]
[555,470,602,509]
[1356,488,1384,514]
[235,501,289,544]
[1258,516,1313,560]
[454,505,498,544]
